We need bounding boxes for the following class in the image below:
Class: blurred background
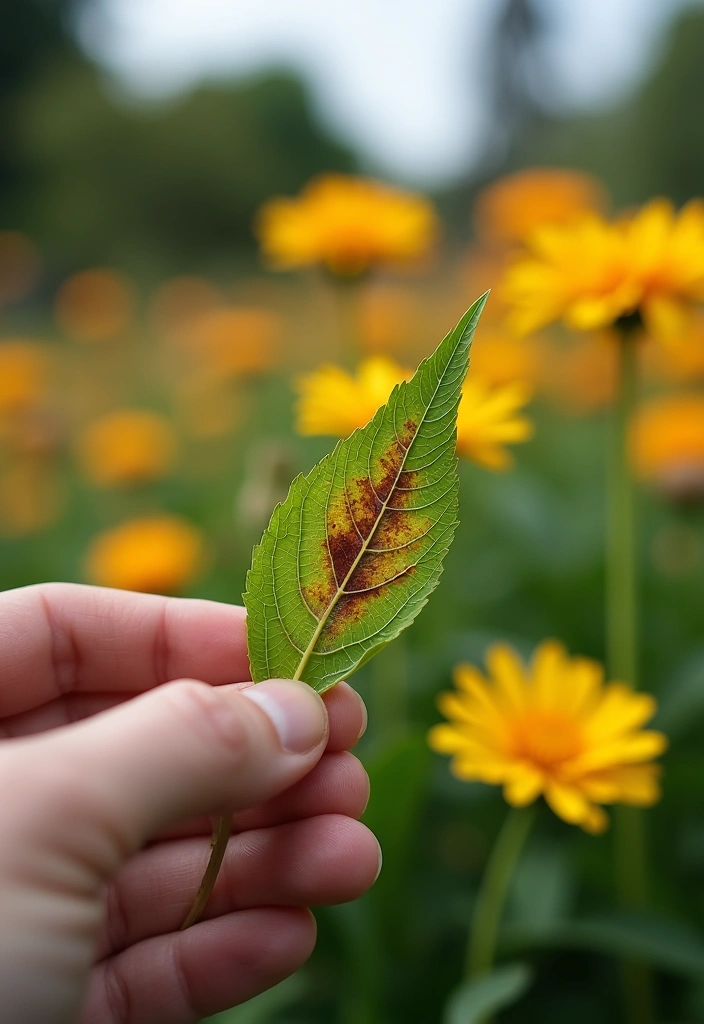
[4,1,704,1022]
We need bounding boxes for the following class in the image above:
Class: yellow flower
[474,168,606,247]
[76,410,176,487]
[429,640,667,834]
[295,358,532,470]
[502,200,704,341]
[630,394,704,501]
[84,515,204,594]
[255,174,438,275]
[54,268,135,342]
[502,214,637,336]
[294,356,411,436]
[456,378,533,469]
[626,199,704,341]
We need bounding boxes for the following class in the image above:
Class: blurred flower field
[5,169,704,1023]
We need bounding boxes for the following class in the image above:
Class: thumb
[1,679,328,881]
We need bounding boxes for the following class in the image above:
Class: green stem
[181,814,230,930]
[606,330,638,688]
[466,806,535,982]
[332,277,363,362]
[606,329,654,1024]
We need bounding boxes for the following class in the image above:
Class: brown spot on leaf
[302,421,425,625]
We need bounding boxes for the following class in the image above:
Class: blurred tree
[13,61,356,270]
[627,8,704,204]
[483,0,555,167]
[0,0,83,209]
[509,6,704,209]
[1,2,356,272]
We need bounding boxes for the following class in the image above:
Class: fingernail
[242,679,327,754]
[374,840,383,882]
[356,692,368,741]
[361,771,371,815]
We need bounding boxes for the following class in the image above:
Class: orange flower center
[508,711,583,769]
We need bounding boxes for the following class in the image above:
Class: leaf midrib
[291,338,463,682]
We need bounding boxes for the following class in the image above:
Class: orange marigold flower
[429,640,667,834]
[474,167,606,247]
[630,394,704,501]
[84,515,204,594]
[54,268,135,342]
[255,174,439,275]
[76,409,177,487]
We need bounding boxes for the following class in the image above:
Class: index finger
[0,583,250,716]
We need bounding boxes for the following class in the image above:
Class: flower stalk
[607,325,653,1024]
[466,806,535,983]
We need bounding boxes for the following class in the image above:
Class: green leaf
[244,294,488,692]
[443,963,533,1024]
[502,912,704,977]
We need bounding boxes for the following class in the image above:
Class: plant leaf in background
[244,293,488,691]
[443,963,533,1024]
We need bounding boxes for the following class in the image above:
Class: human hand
[0,583,378,1024]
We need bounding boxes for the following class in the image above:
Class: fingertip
[240,679,328,754]
[323,681,368,751]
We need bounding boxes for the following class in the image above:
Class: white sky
[80,0,699,185]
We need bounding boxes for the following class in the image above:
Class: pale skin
[0,583,379,1024]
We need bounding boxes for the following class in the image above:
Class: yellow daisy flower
[501,213,637,337]
[294,356,411,437]
[429,640,667,834]
[502,199,704,342]
[630,394,704,501]
[456,378,533,469]
[255,174,438,276]
[295,357,533,470]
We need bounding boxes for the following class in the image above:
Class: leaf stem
[466,806,535,987]
[606,328,654,1024]
[181,814,230,930]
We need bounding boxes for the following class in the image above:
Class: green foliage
[443,964,533,1024]
[503,913,704,977]
[244,296,487,692]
